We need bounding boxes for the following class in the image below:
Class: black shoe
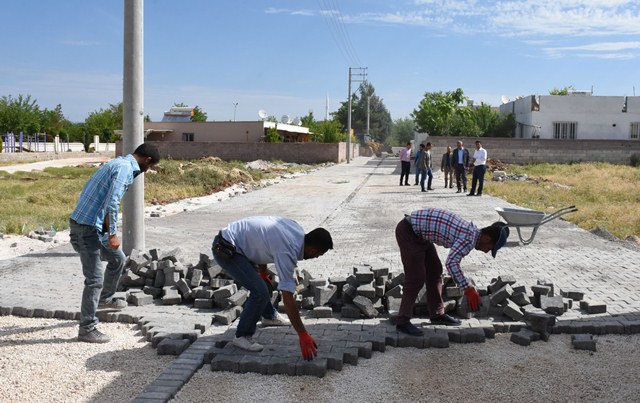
[456,189,461,193]
[414,183,419,186]
[430,314,461,326]
[475,193,482,196]
[405,183,409,186]
[421,189,426,192]
[428,188,435,190]
[396,322,424,336]
[467,193,475,196]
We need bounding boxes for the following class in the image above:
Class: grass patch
[485,162,640,240]
[0,160,36,167]
[0,158,318,234]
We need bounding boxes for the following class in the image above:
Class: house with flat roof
[499,93,640,140]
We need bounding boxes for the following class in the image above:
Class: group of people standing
[401,140,488,197]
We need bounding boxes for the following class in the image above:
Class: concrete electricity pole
[122,0,145,255]
[346,67,367,164]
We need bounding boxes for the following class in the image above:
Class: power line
[317,0,362,66]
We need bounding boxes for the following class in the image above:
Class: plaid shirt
[409,208,480,289]
[70,154,140,235]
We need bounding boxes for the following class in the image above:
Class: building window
[631,123,640,140]
[553,122,577,140]
[182,132,194,142]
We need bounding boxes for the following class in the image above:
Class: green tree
[411,88,467,136]
[191,105,207,122]
[0,94,42,135]
[40,104,66,136]
[549,85,576,95]
[388,117,415,146]
[84,102,123,144]
[332,81,392,143]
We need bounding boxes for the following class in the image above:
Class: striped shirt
[70,154,140,235]
[409,208,480,289]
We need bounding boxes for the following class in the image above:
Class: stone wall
[422,137,640,165]
[116,141,360,164]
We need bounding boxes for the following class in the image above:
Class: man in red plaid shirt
[395,208,509,335]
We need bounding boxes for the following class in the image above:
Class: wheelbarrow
[495,205,578,245]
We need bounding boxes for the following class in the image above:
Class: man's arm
[103,164,133,236]
[282,290,318,361]
[103,215,120,250]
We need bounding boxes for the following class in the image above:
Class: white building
[500,93,640,140]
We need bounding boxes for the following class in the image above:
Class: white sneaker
[232,336,264,352]
[261,312,291,327]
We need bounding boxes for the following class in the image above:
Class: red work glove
[259,270,274,293]
[464,287,482,312]
[298,332,318,361]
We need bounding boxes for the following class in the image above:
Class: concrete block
[524,312,556,333]
[387,272,405,290]
[12,306,35,318]
[296,358,328,378]
[510,328,540,346]
[0,306,13,316]
[341,304,362,319]
[122,272,146,288]
[456,296,475,319]
[352,296,378,318]
[561,289,584,301]
[503,299,524,321]
[397,333,425,348]
[314,284,337,306]
[425,333,450,348]
[497,274,517,285]
[356,284,376,300]
[130,293,154,306]
[176,278,193,299]
[190,268,203,287]
[227,289,248,307]
[154,269,165,288]
[214,306,242,325]
[536,279,555,296]
[510,292,531,306]
[445,286,463,298]
[213,284,238,302]
[580,300,607,314]
[193,287,214,299]
[206,265,222,279]
[540,295,564,315]
[488,278,506,294]
[164,271,180,287]
[459,328,486,343]
[385,284,403,298]
[209,278,234,288]
[157,338,191,356]
[331,346,359,366]
[375,285,385,297]
[239,355,269,375]
[128,248,151,272]
[571,334,596,351]
[161,293,182,305]
[511,285,527,294]
[194,299,214,309]
[210,355,240,373]
[531,284,551,296]
[313,306,333,318]
[143,286,162,299]
[386,296,402,315]
[342,283,357,299]
[490,284,513,306]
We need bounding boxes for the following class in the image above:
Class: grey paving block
[356,284,376,300]
[238,355,270,374]
[32,308,54,318]
[193,298,213,309]
[510,328,539,346]
[397,333,426,348]
[489,284,513,306]
[210,354,240,373]
[510,292,530,306]
[355,271,374,284]
[296,358,328,377]
[540,295,564,315]
[503,299,524,321]
[330,346,359,365]
[227,289,249,307]
[459,328,486,343]
[312,306,333,318]
[11,306,34,318]
[130,293,154,306]
[425,332,450,348]
[266,356,298,375]
[580,300,607,314]
[319,351,344,371]
[353,296,378,318]
[314,284,337,306]
[387,272,405,290]
[571,334,596,351]
[622,320,640,334]
[531,284,551,296]
[525,312,556,333]
[213,306,242,325]
[561,289,585,301]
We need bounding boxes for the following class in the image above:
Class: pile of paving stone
[27,227,56,242]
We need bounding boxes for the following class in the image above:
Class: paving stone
[209,278,235,288]
[11,306,34,317]
[580,300,607,314]
[238,355,270,375]
[352,296,378,318]
[397,333,426,348]
[193,299,213,309]
[32,308,54,318]
[445,287,463,298]
[130,293,154,306]
[157,338,192,356]
[210,354,240,373]
[143,286,163,299]
[510,328,540,346]
[319,351,344,371]
[193,287,214,299]
[525,312,556,333]
[622,320,640,334]
[314,284,337,306]
[571,334,596,351]
[531,284,551,296]
[213,284,238,303]
[296,358,328,377]
[540,295,564,315]
[502,299,524,321]
[536,279,555,296]
[190,268,203,287]
[214,306,242,325]
[425,332,450,348]
[489,284,513,306]
[356,284,376,300]
[330,346,359,366]
[227,289,249,307]
[313,306,333,318]
[510,292,531,306]
[264,356,297,375]
[387,272,405,290]
[371,267,389,278]
[561,289,585,301]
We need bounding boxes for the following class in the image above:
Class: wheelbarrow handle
[539,206,578,225]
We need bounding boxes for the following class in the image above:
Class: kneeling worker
[212,216,333,360]
[395,208,509,335]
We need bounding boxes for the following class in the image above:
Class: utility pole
[366,95,370,143]
[346,67,367,163]
[122,0,144,255]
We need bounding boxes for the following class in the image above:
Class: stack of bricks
[122,247,247,325]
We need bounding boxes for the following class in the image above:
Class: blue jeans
[69,219,126,333]
[211,234,276,337]
[420,168,433,191]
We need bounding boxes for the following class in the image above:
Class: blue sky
[2,0,639,123]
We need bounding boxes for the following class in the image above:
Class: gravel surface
[172,334,640,403]
[0,316,173,402]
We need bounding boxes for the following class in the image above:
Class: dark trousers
[469,165,486,195]
[455,164,467,191]
[395,219,445,325]
[400,161,411,185]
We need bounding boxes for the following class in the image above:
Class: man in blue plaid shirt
[70,143,160,343]
[395,208,509,335]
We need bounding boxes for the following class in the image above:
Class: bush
[630,153,640,167]
[265,127,281,143]
[0,137,3,153]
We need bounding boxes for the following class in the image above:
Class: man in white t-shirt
[212,216,333,360]
[468,140,487,196]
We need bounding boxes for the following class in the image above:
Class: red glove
[298,332,318,361]
[259,270,274,293]
[464,287,482,311]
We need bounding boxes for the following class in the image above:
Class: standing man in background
[452,141,469,194]
[441,146,454,189]
[413,143,423,186]
[468,140,487,197]
[70,143,160,343]
[399,142,412,186]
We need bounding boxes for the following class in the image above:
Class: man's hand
[464,287,482,311]
[108,234,120,250]
[298,332,318,361]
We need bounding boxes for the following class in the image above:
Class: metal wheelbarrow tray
[495,205,578,245]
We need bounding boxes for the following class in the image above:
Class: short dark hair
[426,142,432,146]
[419,143,425,148]
[134,143,160,164]
[305,227,333,253]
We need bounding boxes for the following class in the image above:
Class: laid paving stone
[510,328,540,346]
[313,306,333,318]
[157,338,192,356]
[580,300,607,314]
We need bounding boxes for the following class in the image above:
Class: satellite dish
[292,117,301,126]
[281,114,291,124]
[258,109,267,120]
[501,95,510,104]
